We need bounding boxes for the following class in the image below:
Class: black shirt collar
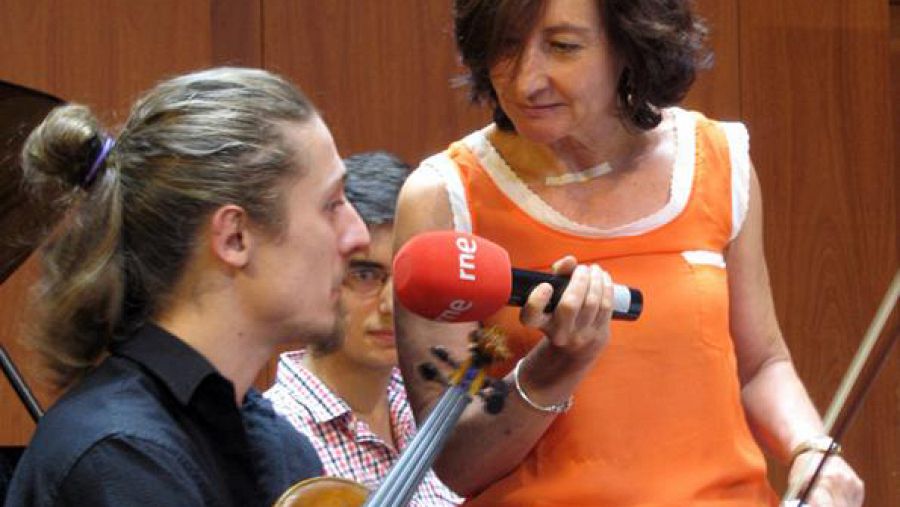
[112,322,222,406]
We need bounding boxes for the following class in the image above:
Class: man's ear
[208,205,252,268]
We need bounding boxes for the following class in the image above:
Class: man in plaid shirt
[265,152,462,506]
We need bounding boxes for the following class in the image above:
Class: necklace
[543,161,613,186]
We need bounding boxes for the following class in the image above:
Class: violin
[274,327,510,507]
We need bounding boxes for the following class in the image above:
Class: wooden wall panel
[262,0,490,167]
[893,2,900,262]
[0,2,894,505]
[739,0,897,502]
[211,0,263,67]
[683,0,741,119]
[0,1,212,123]
[0,0,261,445]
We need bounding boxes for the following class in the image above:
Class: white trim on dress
[681,250,726,268]
[418,152,473,234]
[458,107,698,238]
[719,122,751,242]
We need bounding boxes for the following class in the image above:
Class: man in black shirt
[4,67,369,506]
[9,324,322,506]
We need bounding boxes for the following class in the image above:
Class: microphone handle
[509,268,642,321]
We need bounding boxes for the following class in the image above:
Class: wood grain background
[0,0,896,503]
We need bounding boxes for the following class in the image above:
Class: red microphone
[393,231,642,323]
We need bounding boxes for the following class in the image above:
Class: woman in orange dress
[392,1,864,505]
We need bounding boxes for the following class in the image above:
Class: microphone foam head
[393,231,512,322]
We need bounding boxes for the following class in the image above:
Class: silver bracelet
[512,357,573,414]
[790,435,841,465]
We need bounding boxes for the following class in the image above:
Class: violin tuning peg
[430,346,449,361]
[418,362,439,381]
[479,378,509,415]
[484,377,508,394]
[484,392,505,415]
[429,346,458,368]
[418,362,448,386]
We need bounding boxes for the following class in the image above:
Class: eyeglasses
[343,261,391,296]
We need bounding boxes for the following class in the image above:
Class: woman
[392,1,864,505]
[5,67,369,506]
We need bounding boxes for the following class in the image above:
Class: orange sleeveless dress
[421,109,777,506]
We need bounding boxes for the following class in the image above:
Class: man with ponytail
[4,67,369,506]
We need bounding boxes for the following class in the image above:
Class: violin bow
[781,269,899,505]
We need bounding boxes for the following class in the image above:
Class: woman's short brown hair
[453,0,711,131]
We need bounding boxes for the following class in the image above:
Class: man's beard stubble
[305,299,345,356]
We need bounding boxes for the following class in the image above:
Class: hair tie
[81,136,115,188]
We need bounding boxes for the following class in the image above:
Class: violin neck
[363,383,471,507]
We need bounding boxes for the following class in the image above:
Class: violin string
[365,382,466,506]
[386,390,459,504]
[394,389,470,506]
[366,391,453,505]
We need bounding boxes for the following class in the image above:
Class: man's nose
[340,205,370,257]
[378,278,393,315]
